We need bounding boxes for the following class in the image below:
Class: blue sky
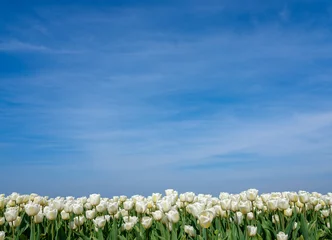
[1,0,332,197]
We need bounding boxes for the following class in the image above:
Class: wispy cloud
[0,39,82,54]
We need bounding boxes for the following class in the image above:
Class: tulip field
[0,190,332,240]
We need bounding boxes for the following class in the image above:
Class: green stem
[12,225,15,240]
[51,222,54,240]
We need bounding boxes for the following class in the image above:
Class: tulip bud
[287,192,298,202]
[93,216,106,229]
[293,222,298,230]
[267,200,278,211]
[166,209,180,223]
[73,204,84,215]
[184,225,196,237]
[299,193,309,204]
[246,189,258,201]
[141,216,153,229]
[123,200,134,211]
[277,231,288,240]
[74,216,85,226]
[0,231,5,240]
[152,210,163,221]
[321,209,330,218]
[108,202,118,215]
[247,225,257,237]
[247,212,254,220]
[45,209,57,220]
[25,203,41,216]
[4,207,18,222]
[61,210,70,220]
[34,212,44,224]
[284,208,293,217]
[135,201,147,214]
[199,210,214,228]
[89,194,101,206]
[160,199,172,213]
[239,201,251,214]
[0,198,4,209]
[84,202,92,210]
[10,216,22,228]
[220,199,231,211]
[123,222,135,231]
[278,198,290,210]
[0,217,5,225]
[272,214,280,224]
[234,211,243,225]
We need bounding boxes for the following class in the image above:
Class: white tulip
[166,209,180,223]
[34,212,44,223]
[0,231,5,240]
[84,202,92,210]
[184,225,196,237]
[93,216,106,229]
[108,202,118,215]
[89,194,101,206]
[219,192,230,200]
[278,198,290,210]
[234,211,243,225]
[299,193,309,203]
[272,214,280,224]
[199,210,214,228]
[5,207,18,222]
[185,192,195,203]
[246,189,258,201]
[152,210,163,221]
[321,209,330,218]
[247,212,254,220]
[73,204,84,215]
[141,216,153,229]
[0,198,4,209]
[239,201,251,214]
[231,201,239,212]
[64,203,73,213]
[260,194,271,203]
[247,225,257,237]
[61,210,70,220]
[123,200,134,211]
[220,199,231,210]
[53,199,64,211]
[69,221,77,230]
[160,199,172,213]
[74,216,85,226]
[165,189,175,196]
[85,209,96,220]
[284,208,293,217]
[45,209,57,220]
[96,203,107,213]
[152,193,162,203]
[25,203,40,216]
[0,217,5,225]
[119,195,127,202]
[123,222,135,231]
[9,216,22,227]
[267,200,278,211]
[288,192,298,202]
[135,201,147,214]
[277,231,288,240]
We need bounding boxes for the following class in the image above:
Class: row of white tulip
[0,189,332,239]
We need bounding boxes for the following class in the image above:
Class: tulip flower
[277,231,288,240]
[247,225,257,237]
